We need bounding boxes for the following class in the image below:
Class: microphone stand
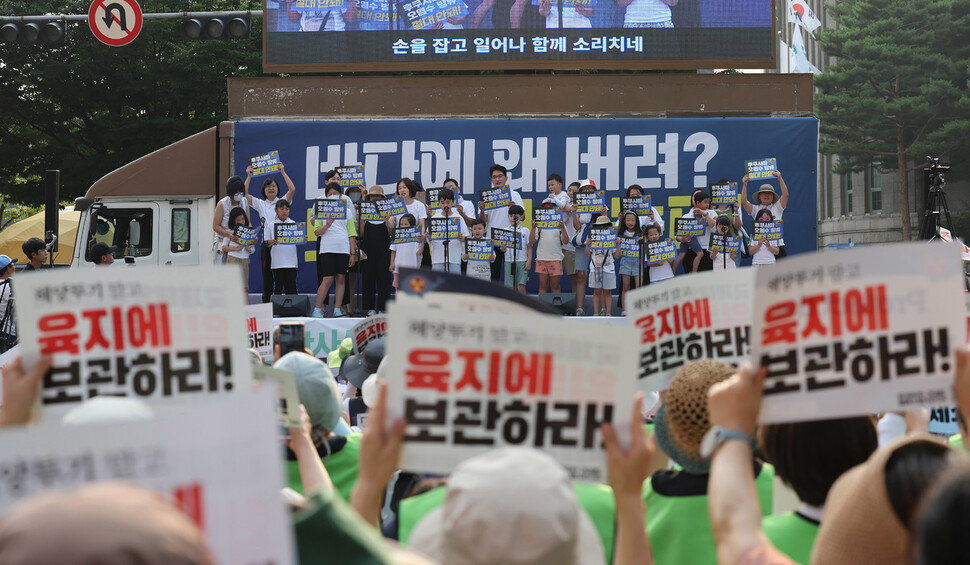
[442,209,451,273]
[511,216,519,287]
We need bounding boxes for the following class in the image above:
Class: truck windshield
[86,208,153,261]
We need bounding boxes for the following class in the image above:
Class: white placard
[385,300,637,482]
[351,314,388,355]
[13,266,252,423]
[246,303,275,360]
[627,268,753,392]
[253,364,303,428]
[0,388,294,564]
[752,242,965,424]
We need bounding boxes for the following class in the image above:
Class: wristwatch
[700,426,752,459]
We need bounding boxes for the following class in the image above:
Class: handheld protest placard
[429,217,461,241]
[274,223,306,245]
[393,226,424,244]
[710,182,738,207]
[589,224,617,251]
[0,388,294,564]
[480,185,512,211]
[745,157,777,180]
[490,227,515,247]
[252,364,303,428]
[359,200,382,222]
[336,164,365,190]
[426,187,444,211]
[15,266,253,423]
[351,314,388,355]
[249,150,280,176]
[375,196,407,219]
[620,195,652,215]
[314,198,348,222]
[675,217,706,238]
[233,225,260,247]
[753,219,783,242]
[465,238,493,261]
[619,235,641,259]
[711,233,741,254]
[647,239,677,266]
[245,303,274,359]
[533,208,562,230]
[626,268,753,392]
[752,242,965,424]
[385,299,638,480]
[575,191,606,214]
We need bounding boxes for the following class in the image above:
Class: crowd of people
[216,163,791,317]
[1,318,970,564]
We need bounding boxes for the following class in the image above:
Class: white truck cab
[70,126,231,269]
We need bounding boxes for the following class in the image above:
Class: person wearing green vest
[760,416,878,565]
[645,359,775,565]
[275,352,360,501]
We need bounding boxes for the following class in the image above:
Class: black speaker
[537,293,577,315]
[271,295,311,317]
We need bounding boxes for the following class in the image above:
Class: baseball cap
[0,255,17,270]
[578,178,596,188]
[274,352,343,434]
[89,242,116,264]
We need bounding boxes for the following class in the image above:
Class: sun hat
[811,433,953,565]
[61,397,154,426]
[341,337,386,389]
[593,215,613,226]
[408,447,605,565]
[0,482,211,565]
[275,352,343,433]
[754,184,778,204]
[653,359,737,474]
[540,196,557,207]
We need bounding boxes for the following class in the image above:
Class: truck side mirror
[128,220,141,246]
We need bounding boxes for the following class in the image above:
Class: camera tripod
[918,157,954,241]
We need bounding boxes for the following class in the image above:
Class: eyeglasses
[491,174,506,180]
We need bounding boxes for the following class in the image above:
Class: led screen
[263,0,774,72]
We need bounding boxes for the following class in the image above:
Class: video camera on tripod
[918,156,953,241]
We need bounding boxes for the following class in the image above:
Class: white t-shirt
[222,236,253,260]
[712,251,738,270]
[649,261,674,282]
[504,226,530,263]
[390,241,422,273]
[456,197,477,224]
[545,6,591,28]
[404,199,427,226]
[250,197,278,224]
[215,196,236,243]
[682,208,718,250]
[642,206,665,233]
[465,239,493,280]
[429,209,469,265]
[623,0,672,25]
[483,189,526,231]
[752,243,776,265]
[752,201,786,246]
[553,191,576,252]
[266,217,299,269]
[0,279,14,337]
[536,227,564,261]
[317,198,356,255]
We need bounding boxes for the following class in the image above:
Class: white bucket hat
[408,447,605,565]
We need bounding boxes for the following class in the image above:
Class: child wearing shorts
[530,196,569,293]
[502,205,532,294]
[586,215,619,316]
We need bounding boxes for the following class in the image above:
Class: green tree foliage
[0,0,263,205]
[815,0,970,240]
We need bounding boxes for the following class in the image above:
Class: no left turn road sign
[88,0,143,47]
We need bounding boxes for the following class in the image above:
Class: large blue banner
[234,117,819,294]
